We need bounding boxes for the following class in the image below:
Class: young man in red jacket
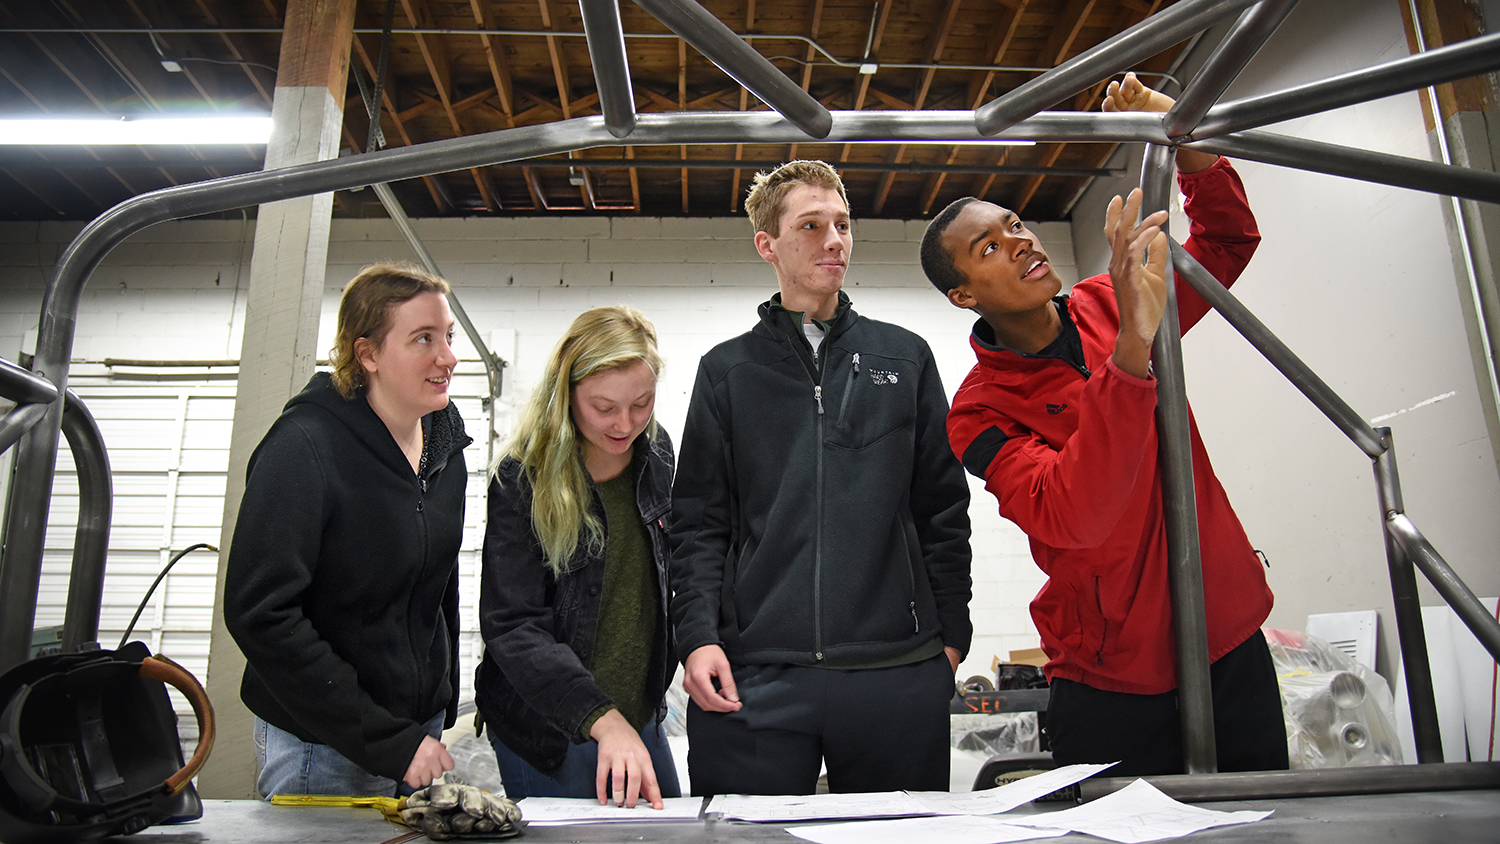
[919,74,1286,776]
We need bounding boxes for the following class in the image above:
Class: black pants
[685,654,954,796]
[1046,629,1289,777]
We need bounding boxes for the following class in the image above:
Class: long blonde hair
[503,306,664,574]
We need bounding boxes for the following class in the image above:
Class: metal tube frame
[579,0,636,139]
[630,0,832,139]
[1079,761,1500,802]
[1141,143,1217,774]
[59,388,111,653]
[975,0,1259,136]
[2,0,1498,789]
[1162,0,1301,138]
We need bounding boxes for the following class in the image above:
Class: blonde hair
[744,160,850,237]
[503,306,664,574]
[331,263,451,398]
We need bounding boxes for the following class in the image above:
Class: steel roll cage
[2,0,1499,797]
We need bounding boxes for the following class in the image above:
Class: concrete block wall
[1,211,1080,683]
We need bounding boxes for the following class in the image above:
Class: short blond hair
[744,160,849,237]
[330,263,451,398]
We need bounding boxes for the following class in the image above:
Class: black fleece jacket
[225,372,471,781]
[670,292,974,668]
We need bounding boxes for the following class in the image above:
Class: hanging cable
[118,543,218,649]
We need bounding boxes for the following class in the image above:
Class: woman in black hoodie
[225,263,471,797]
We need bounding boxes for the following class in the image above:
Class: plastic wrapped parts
[1264,628,1403,769]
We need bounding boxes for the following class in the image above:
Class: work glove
[400,781,524,840]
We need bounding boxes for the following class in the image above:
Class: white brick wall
[1,214,1068,684]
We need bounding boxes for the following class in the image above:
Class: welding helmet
[0,642,214,844]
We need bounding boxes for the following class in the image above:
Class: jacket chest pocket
[827,352,917,451]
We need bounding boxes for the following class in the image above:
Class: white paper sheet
[785,813,1070,844]
[1005,779,1271,843]
[911,762,1117,815]
[706,790,933,822]
[515,796,703,825]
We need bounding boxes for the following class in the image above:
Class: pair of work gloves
[400,779,524,840]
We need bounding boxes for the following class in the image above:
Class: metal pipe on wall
[1140,142,1216,774]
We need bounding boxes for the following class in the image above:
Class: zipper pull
[910,601,919,633]
[852,352,860,374]
[814,384,824,414]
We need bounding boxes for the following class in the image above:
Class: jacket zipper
[814,383,825,661]
[835,352,860,428]
[1094,575,1106,666]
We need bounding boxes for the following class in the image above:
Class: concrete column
[197,0,355,798]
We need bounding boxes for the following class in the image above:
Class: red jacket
[947,158,1273,695]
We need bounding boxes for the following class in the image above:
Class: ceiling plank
[1036,0,1098,67]
[468,0,516,117]
[351,32,453,213]
[627,146,641,213]
[911,0,964,109]
[967,0,1029,109]
[537,0,573,119]
[188,0,277,106]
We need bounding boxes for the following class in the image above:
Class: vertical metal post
[59,389,111,652]
[1372,427,1444,762]
[1142,142,1217,774]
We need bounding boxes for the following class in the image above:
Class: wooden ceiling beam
[113,0,227,107]
[968,0,1029,109]
[911,0,964,109]
[188,0,276,106]
[969,147,1012,202]
[788,0,826,162]
[399,0,460,133]
[1037,0,1098,67]
[468,0,516,118]
[351,34,453,213]
[537,0,574,119]
[627,145,642,214]
[1012,142,1066,215]
[1,168,72,217]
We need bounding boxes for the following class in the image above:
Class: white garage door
[30,362,495,755]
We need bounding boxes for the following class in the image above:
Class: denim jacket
[474,431,674,775]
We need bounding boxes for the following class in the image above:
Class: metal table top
[114,790,1500,844]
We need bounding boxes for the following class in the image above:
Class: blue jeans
[254,713,445,798]
[489,719,681,800]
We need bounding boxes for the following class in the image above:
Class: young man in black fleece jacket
[669,160,973,795]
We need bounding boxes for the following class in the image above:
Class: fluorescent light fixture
[845,139,1036,146]
[0,115,273,145]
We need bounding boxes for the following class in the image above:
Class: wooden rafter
[537,0,572,119]
[352,32,454,213]
[468,0,515,117]
[968,0,1030,109]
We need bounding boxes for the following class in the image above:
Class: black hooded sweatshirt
[225,372,471,781]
